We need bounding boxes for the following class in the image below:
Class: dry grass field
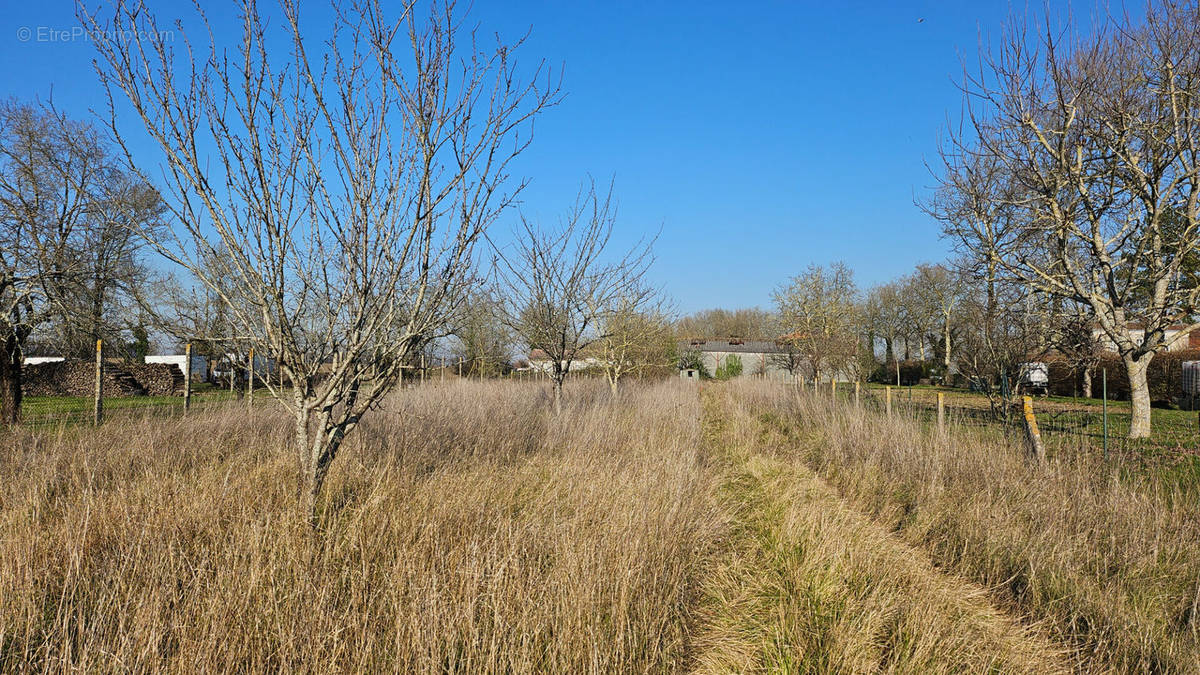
[2,379,1198,672]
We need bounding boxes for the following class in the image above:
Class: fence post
[93,339,103,426]
[479,358,484,383]
[183,343,193,414]
[885,386,892,415]
[420,354,425,386]
[458,358,463,378]
[247,349,254,410]
[936,392,944,433]
[1102,368,1108,460]
[854,381,860,408]
[1022,395,1046,463]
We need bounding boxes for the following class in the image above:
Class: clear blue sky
[0,1,1102,313]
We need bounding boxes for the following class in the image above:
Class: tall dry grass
[691,387,1067,674]
[0,380,720,672]
[728,379,1200,672]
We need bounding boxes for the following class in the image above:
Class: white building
[1092,324,1199,353]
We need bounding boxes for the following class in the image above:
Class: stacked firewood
[22,361,184,398]
[125,363,185,396]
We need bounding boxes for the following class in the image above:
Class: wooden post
[885,386,892,415]
[480,358,484,384]
[183,343,193,414]
[246,349,254,410]
[936,392,944,433]
[1022,395,1046,463]
[831,379,838,398]
[1102,368,1109,460]
[854,381,860,408]
[93,339,103,426]
[458,358,463,378]
[420,354,425,386]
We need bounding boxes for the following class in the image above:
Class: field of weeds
[2,379,1198,672]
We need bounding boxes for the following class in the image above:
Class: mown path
[688,385,1069,673]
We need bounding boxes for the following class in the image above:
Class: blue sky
[0,1,1102,313]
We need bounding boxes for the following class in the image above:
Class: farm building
[679,339,794,380]
[679,338,858,382]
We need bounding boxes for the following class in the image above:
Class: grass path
[688,385,1069,673]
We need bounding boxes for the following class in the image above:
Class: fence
[788,376,1200,459]
[17,349,557,429]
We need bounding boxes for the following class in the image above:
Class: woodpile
[125,363,185,396]
[22,360,184,398]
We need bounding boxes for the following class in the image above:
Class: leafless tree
[911,263,966,373]
[863,281,907,383]
[954,275,1056,415]
[0,100,149,425]
[450,289,514,377]
[1049,299,1103,398]
[82,0,559,522]
[773,262,861,382]
[493,179,653,413]
[592,280,672,397]
[932,3,1200,437]
[674,307,778,340]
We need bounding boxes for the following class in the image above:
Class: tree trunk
[295,404,315,524]
[553,376,564,415]
[608,374,618,399]
[1081,367,1093,399]
[943,320,952,371]
[884,337,894,364]
[1125,354,1152,439]
[0,333,21,427]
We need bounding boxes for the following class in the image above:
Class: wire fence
[836,382,1200,458]
[15,356,563,430]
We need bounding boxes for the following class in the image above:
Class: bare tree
[592,281,672,397]
[893,271,935,362]
[674,307,777,340]
[932,4,1200,437]
[494,180,653,413]
[773,262,861,382]
[82,0,559,522]
[450,289,514,378]
[863,281,907,384]
[1049,299,1102,398]
[0,100,130,425]
[44,172,167,359]
[911,263,966,374]
[954,275,1056,415]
